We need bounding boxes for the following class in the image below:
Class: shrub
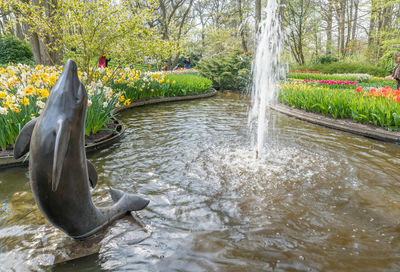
[0,35,34,65]
[197,51,252,91]
[314,55,339,64]
[378,51,396,75]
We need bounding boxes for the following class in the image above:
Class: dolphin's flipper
[52,120,70,192]
[109,187,124,202]
[109,187,149,211]
[87,160,98,188]
[13,118,38,159]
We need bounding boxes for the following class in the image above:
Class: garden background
[0,0,400,148]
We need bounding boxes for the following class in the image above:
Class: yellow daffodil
[40,89,49,98]
[23,85,35,96]
[22,97,29,106]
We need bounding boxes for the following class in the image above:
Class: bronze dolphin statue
[13,59,149,239]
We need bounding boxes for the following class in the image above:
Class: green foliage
[7,0,177,82]
[177,53,201,68]
[61,0,170,83]
[378,51,396,75]
[291,62,387,77]
[200,29,242,60]
[0,35,34,65]
[279,84,400,130]
[197,51,252,91]
[314,55,339,64]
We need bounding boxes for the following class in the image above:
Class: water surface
[1,92,400,271]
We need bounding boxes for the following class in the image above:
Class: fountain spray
[248,0,283,158]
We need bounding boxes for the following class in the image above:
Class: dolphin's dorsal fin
[14,118,38,160]
[52,120,70,192]
[87,160,98,188]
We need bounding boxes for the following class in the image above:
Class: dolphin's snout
[64,59,78,75]
[54,59,84,103]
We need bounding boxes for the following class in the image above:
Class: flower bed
[289,71,323,74]
[0,65,212,151]
[0,64,125,150]
[279,82,400,130]
[302,79,357,85]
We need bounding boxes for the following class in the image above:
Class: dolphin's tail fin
[109,187,149,211]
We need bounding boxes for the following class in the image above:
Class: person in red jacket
[98,56,106,68]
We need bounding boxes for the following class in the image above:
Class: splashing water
[248,0,283,158]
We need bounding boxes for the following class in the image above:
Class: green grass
[290,62,388,77]
[111,73,213,101]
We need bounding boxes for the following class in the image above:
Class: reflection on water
[1,92,400,271]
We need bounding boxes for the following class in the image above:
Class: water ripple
[1,93,400,271]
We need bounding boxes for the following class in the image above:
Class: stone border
[270,103,400,143]
[0,118,126,169]
[0,90,217,169]
[85,118,125,153]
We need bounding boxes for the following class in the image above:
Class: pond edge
[0,90,218,169]
[270,103,400,144]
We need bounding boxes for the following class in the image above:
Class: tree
[4,0,175,79]
[283,0,315,65]
[155,0,195,68]
[368,0,400,61]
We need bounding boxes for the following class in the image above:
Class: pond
[1,92,400,271]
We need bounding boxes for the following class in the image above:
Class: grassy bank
[110,71,212,101]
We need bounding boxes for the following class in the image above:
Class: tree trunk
[340,0,346,57]
[24,0,63,65]
[15,23,25,40]
[351,0,359,43]
[172,0,194,69]
[368,0,376,49]
[28,31,43,64]
[255,0,262,34]
[345,0,353,56]
[326,0,333,55]
[238,0,248,52]
[159,0,169,40]
[279,0,286,23]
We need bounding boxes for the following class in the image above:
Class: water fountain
[248,0,283,158]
